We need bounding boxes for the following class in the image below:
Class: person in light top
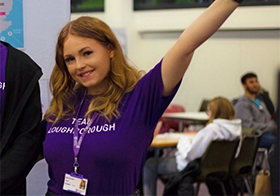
[143,97,242,196]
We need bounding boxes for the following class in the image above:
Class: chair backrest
[231,131,262,177]
[161,104,186,131]
[199,99,210,112]
[232,98,239,106]
[164,104,186,113]
[195,139,239,182]
[241,127,256,137]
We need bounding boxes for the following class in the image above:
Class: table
[150,132,197,157]
[151,132,197,148]
[162,112,209,132]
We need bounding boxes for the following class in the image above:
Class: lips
[80,70,94,78]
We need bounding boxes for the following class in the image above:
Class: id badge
[63,173,88,195]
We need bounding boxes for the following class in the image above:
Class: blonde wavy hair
[45,16,143,124]
[207,96,235,124]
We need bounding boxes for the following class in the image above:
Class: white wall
[23,0,70,78]
[23,0,70,115]
[72,0,280,112]
[24,1,70,195]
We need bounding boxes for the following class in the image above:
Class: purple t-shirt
[0,42,7,113]
[43,61,180,195]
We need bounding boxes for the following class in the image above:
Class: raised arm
[162,0,240,95]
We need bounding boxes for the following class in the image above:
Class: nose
[76,58,86,70]
[253,81,259,87]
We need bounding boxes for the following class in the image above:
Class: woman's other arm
[162,0,240,95]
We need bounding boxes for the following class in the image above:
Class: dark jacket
[163,159,200,196]
[163,159,239,196]
[257,90,275,116]
[0,41,43,195]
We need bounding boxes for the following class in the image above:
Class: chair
[256,147,270,170]
[161,104,186,132]
[231,131,262,196]
[241,127,256,137]
[241,128,270,171]
[199,99,210,112]
[194,139,240,196]
[232,98,239,106]
[252,133,274,186]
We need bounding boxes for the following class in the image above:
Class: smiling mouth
[80,70,94,77]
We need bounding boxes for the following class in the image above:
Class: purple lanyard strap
[73,91,99,174]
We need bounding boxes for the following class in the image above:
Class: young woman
[143,97,242,195]
[43,0,241,195]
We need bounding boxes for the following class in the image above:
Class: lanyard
[253,98,263,111]
[73,91,98,174]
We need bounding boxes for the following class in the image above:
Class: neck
[87,78,109,96]
[245,91,256,99]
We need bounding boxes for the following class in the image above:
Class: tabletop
[151,132,197,148]
[162,112,209,121]
[162,112,209,132]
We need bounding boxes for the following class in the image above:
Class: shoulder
[132,60,164,96]
[7,43,42,75]
[198,123,220,135]
[205,123,219,129]
[234,96,252,107]
[139,60,162,82]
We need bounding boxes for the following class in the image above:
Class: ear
[108,44,115,58]
[109,50,115,58]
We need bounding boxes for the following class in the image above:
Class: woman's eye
[64,57,74,63]
[84,51,93,56]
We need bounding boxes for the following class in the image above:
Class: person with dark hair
[143,97,242,195]
[240,72,257,84]
[42,0,242,195]
[0,41,43,195]
[240,72,275,115]
[234,72,276,148]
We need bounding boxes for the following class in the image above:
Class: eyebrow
[78,47,91,53]
[64,47,91,58]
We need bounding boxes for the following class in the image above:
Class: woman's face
[63,34,114,95]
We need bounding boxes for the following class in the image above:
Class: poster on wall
[71,0,104,13]
[134,0,280,10]
[0,0,24,49]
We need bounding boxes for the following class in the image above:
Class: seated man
[143,97,242,196]
[233,72,276,149]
